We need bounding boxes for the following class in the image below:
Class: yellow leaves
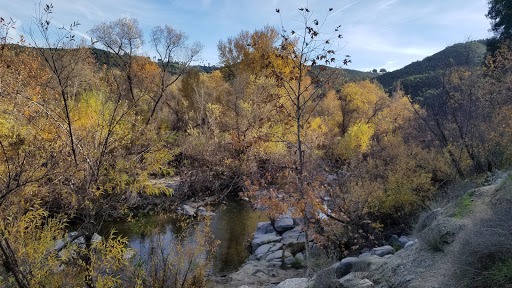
[337,122,374,159]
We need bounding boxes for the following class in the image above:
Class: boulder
[276,278,309,288]
[389,235,401,247]
[265,250,293,262]
[295,252,305,262]
[197,207,216,217]
[252,233,282,251]
[91,233,102,243]
[282,228,306,245]
[404,240,417,249]
[398,236,410,247]
[337,275,374,288]
[255,221,276,235]
[254,243,273,258]
[269,243,283,252]
[282,228,306,254]
[359,252,371,258]
[333,257,358,279]
[371,245,395,257]
[179,204,195,216]
[284,256,295,265]
[274,217,295,233]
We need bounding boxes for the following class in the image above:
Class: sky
[1,0,492,71]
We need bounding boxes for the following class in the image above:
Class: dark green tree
[487,0,512,40]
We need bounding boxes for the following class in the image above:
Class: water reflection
[101,200,266,274]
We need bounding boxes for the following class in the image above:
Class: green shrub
[454,190,475,218]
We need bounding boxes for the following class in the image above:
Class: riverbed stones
[266,250,293,262]
[404,239,418,249]
[252,232,282,250]
[371,245,395,257]
[274,217,295,233]
[178,204,196,216]
[254,243,273,257]
[276,277,309,288]
[337,275,374,288]
[256,221,276,235]
[334,257,358,278]
[398,236,410,247]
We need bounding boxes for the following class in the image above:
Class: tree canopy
[487,0,512,40]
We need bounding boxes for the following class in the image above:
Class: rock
[274,217,295,233]
[333,257,358,279]
[197,207,216,217]
[282,228,306,254]
[295,252,305,262]
[282,228,306,245]
[359,252,371,258]
[179,204,195,216]
[255,221,276,235]
[404,240,417,249]
[123,249,135,260]
[337,276,374,288]
[371,245,395,257]
[265,250,293,262]
[398,236,410,247]
[389,235,401,247]
[252,233,282,251]
[416,208,441,232]
[254,243,273,257]
[91,233,102,243]
[284,256,295,265]
[269,243,283,252]
[276,278,309,288]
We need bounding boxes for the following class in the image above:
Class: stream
[100,200,266,274]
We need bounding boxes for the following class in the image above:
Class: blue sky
[2,0,491,71]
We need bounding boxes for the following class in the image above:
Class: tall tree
[487,0,512,40]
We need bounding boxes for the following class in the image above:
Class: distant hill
[376,40,488,97]
[341,68,378,82]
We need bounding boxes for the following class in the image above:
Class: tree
[147,25,202,125]
[269,6,349,276]
[487,0,512,40]
[379,68,387,73]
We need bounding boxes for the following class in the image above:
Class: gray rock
[269,242,283,252]
[404,240,417,249]
[255,221,276,235]
[265,250,292,262]
[337,276,374,288]
[398,236,410,247]
[371,245,395,257]
[197,207,216,217]
[274,217,295,233]
[91,233,102,243]
[281,228,306,245]
[276,278,309,288]
[333,257,358,278]
[389,234,401,247]
[254,243,273,257]
[179,204,195,216]
[359,252,371,258]
[284,256,295,265]
[295,252,305,262]
[252,233,282,251]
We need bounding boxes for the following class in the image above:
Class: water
[101,200,266,274]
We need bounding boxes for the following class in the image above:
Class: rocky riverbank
[212,172,512,288]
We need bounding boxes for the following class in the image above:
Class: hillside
[376,40,488,97]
